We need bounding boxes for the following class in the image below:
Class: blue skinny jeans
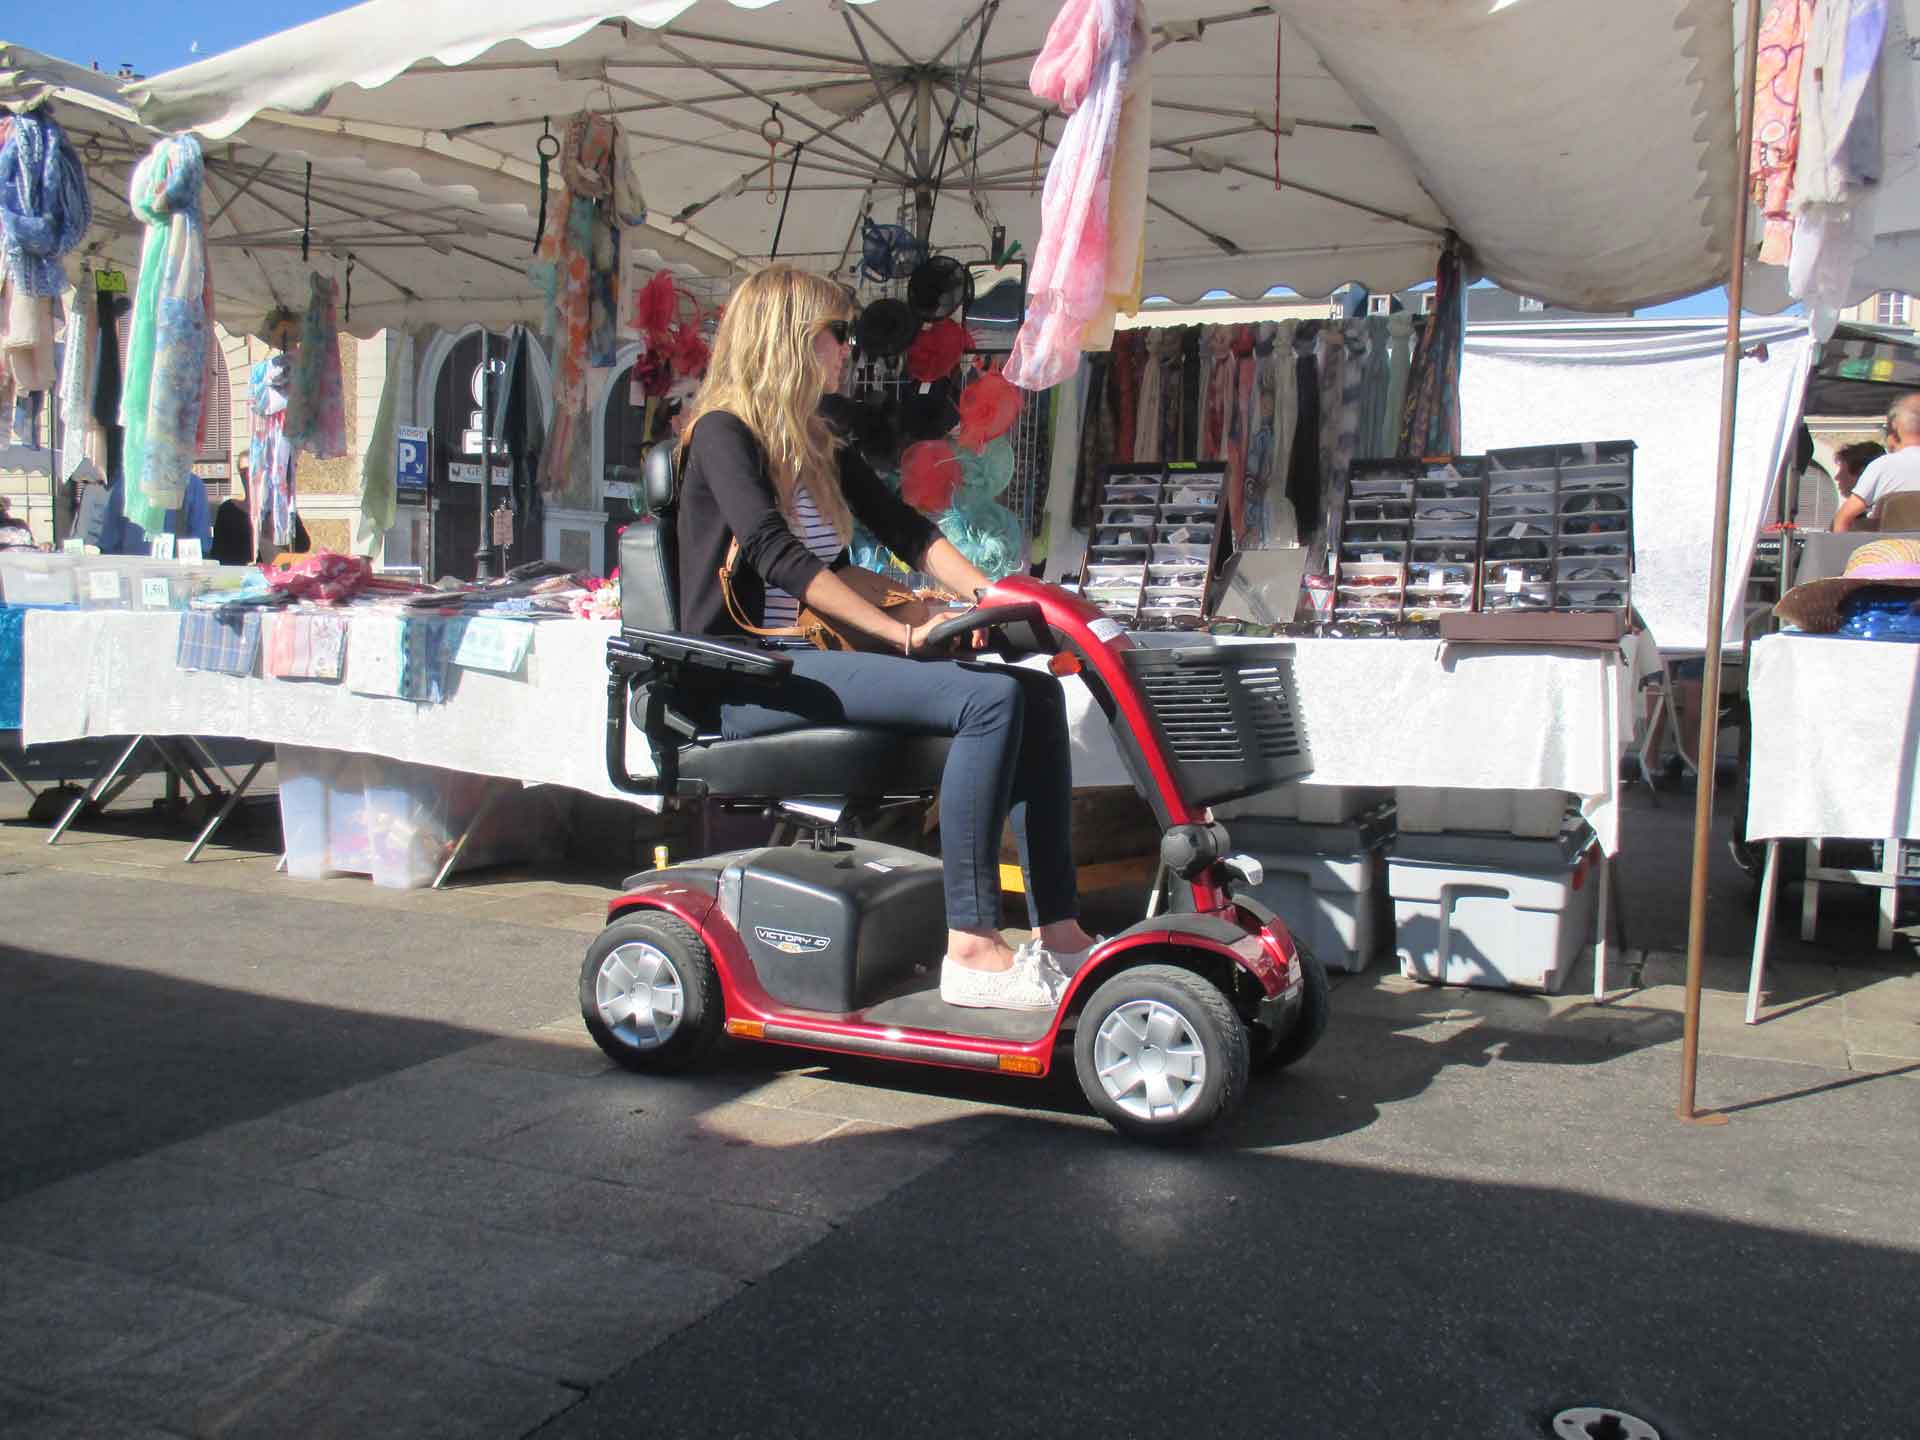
[718,652,1078,929]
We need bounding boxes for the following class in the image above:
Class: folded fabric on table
[349,612,453,702]
[452,616,534,675]
[262,612,348,679]
[176,609,262,675]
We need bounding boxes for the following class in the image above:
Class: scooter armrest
[608,629,793,681]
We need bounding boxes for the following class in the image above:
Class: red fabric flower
[669,321,709,378]
[900,440,962,512]
[634,269,678,338]
[905,318,971,384]
[632,348,674,399]
[954,371,1023,450]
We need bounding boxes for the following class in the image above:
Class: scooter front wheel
[1073,965,1248,1141]
[580,913,723,1073]
[1248,940,1329,1075]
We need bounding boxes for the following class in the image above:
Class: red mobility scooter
[582,463,1328,1140]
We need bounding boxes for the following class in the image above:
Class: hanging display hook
[300,161,313,262]
[533,117,559,254]
[760,105,786,206]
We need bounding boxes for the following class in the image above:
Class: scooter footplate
[860,985,1055,1044]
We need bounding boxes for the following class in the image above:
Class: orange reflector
[998,1054,1045,1076]
[726,1019,766,1040]
[1048,652,1082,676]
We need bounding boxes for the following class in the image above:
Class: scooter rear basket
[1120,642,1313,806]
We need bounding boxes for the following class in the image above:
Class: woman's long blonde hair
[678,263,856,543]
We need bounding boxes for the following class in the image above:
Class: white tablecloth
[22,610,650,805]
[24,613,1634,849]
[1055,636,1633,854]
[1745,633,1920,843]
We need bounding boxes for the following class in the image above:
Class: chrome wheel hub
[595,942,684,1050]
[1093,999,1206,1121]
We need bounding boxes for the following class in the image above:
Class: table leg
[184,759,266,863]
[1800,839,1821,943]
[1746,838,1780,1025]
[1592,852,1612,999]
[47,736,143,845]
[432,783,509,890]
[1878,842,1899,952]
[0,751,40,800]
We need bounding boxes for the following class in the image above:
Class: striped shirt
[762,481,843,627]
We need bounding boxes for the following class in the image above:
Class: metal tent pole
[1677,0,1765,1126]
[474,328,495,581]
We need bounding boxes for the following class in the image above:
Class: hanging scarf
[119,136,210,535]
[1004,0,1143,392]
[354,348,401,553]
[1225,326,1256,543]
[530,112,640,505]
[1199,325,1235,462]
[1752,0,1815,266]
[1109,329,1139,464]
[1133,327,1175,462]
[56,274,96,481]
[250,355,296,549]
[1398,249,1466,459]
[0,109,92,298]
[286,273,346,459]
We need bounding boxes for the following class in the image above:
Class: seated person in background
[1834,393,1920,531]
[98,472,215,556]
[1832,440,1884,508]
[0,497,36,549]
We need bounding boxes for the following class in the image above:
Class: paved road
[1,798,1917,1439]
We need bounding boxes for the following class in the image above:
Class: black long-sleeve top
[676,410,944,638]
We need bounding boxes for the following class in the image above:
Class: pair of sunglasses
[825,318,854,345]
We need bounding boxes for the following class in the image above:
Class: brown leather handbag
[718,540,948,652]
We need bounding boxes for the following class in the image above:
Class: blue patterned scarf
[0,109,92,297]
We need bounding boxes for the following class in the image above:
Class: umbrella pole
[1678,0,1763,1125]
[474,328,495,581]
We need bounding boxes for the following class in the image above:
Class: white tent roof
[1,42,709,337]
[126,0,1740,311]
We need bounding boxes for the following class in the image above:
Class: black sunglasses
[825,319,853,345]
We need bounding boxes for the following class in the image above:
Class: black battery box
[723,840,947,1012]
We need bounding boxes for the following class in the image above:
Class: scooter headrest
[640,438,680,517]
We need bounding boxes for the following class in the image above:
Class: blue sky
[14,1,347,81]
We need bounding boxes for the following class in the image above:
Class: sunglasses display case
[1405,457,1487,621]
[1079,461,1230,631]
[1485,441,1636,615]
[1335,460,1422,622]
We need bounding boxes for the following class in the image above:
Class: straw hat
[1773,538,1920,632]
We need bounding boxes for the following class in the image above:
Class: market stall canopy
[1,42,706,338]
[127,0,1738,310]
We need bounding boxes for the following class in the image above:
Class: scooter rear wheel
[1248,941,1329,1075]
[1073,965,1248,1141]
[580,913,723,1073]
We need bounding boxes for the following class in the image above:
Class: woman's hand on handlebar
[905,608,975,658]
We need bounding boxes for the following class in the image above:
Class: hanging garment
[1171,325,1198,459]
[1315,324,1344,494]
[1355,315,1392,460]
[1084,0,1152,350]
[286,273,346,460]
[119,136,211,536]
[1074,354,1116,528]
[1225,326,1256,543]
[1398,250,1466,459]
[531,112,640,506]
[1004,0,1145,391]
[56,281,96,481]
[1286,325,1321,550]
[1,281,56,393]
[249,355,297,549]
[1382,312,1414,459]
[0,108,92,301]
[1198,326,1235,461]
[92,286,126,431]
[1752,0,1816,265]
[1132,328,1174,462]
[1109,329,1139,465]
[354,343,401,554]
[1327,320,1369,511]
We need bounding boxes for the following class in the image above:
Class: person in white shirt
[1834,393,1920,531]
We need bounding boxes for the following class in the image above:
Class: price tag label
[87,569,122,601]
[141,577,172,609]
[62,537,85,553]
[149,533,176,560]
[178,539,203,562]
[1425,569,1444,591]
[1504,570,1523,594]
[94,269,129,294]
[1362,552,1386,564]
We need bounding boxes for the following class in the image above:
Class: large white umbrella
[2,41,711,337]
[126,0,1739,311]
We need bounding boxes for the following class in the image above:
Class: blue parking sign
[396,426,429,500]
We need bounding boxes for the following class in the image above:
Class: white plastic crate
[1218,784,1392,824]
[0,552,77,606]
[1388,840,1599,993]
[1177,848,1387,974]
[1394,786,1571,838]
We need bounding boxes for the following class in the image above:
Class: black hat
[821,392,901,468]
[907,254,974,321]
[898,377,960,443]
[855,297,920,359]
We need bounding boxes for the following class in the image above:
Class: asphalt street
[1,789,1916,1439]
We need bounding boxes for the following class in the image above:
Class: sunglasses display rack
[1405,457,1487,621]
[1080,461,1228,630]
[1484,441,1635,614]
[1335,460,1421,621]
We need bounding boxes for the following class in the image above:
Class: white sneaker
[940,945,1065,1012]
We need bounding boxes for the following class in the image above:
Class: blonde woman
[675,263,1096,1011]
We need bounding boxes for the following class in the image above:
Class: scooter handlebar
[921,602,1050,654]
